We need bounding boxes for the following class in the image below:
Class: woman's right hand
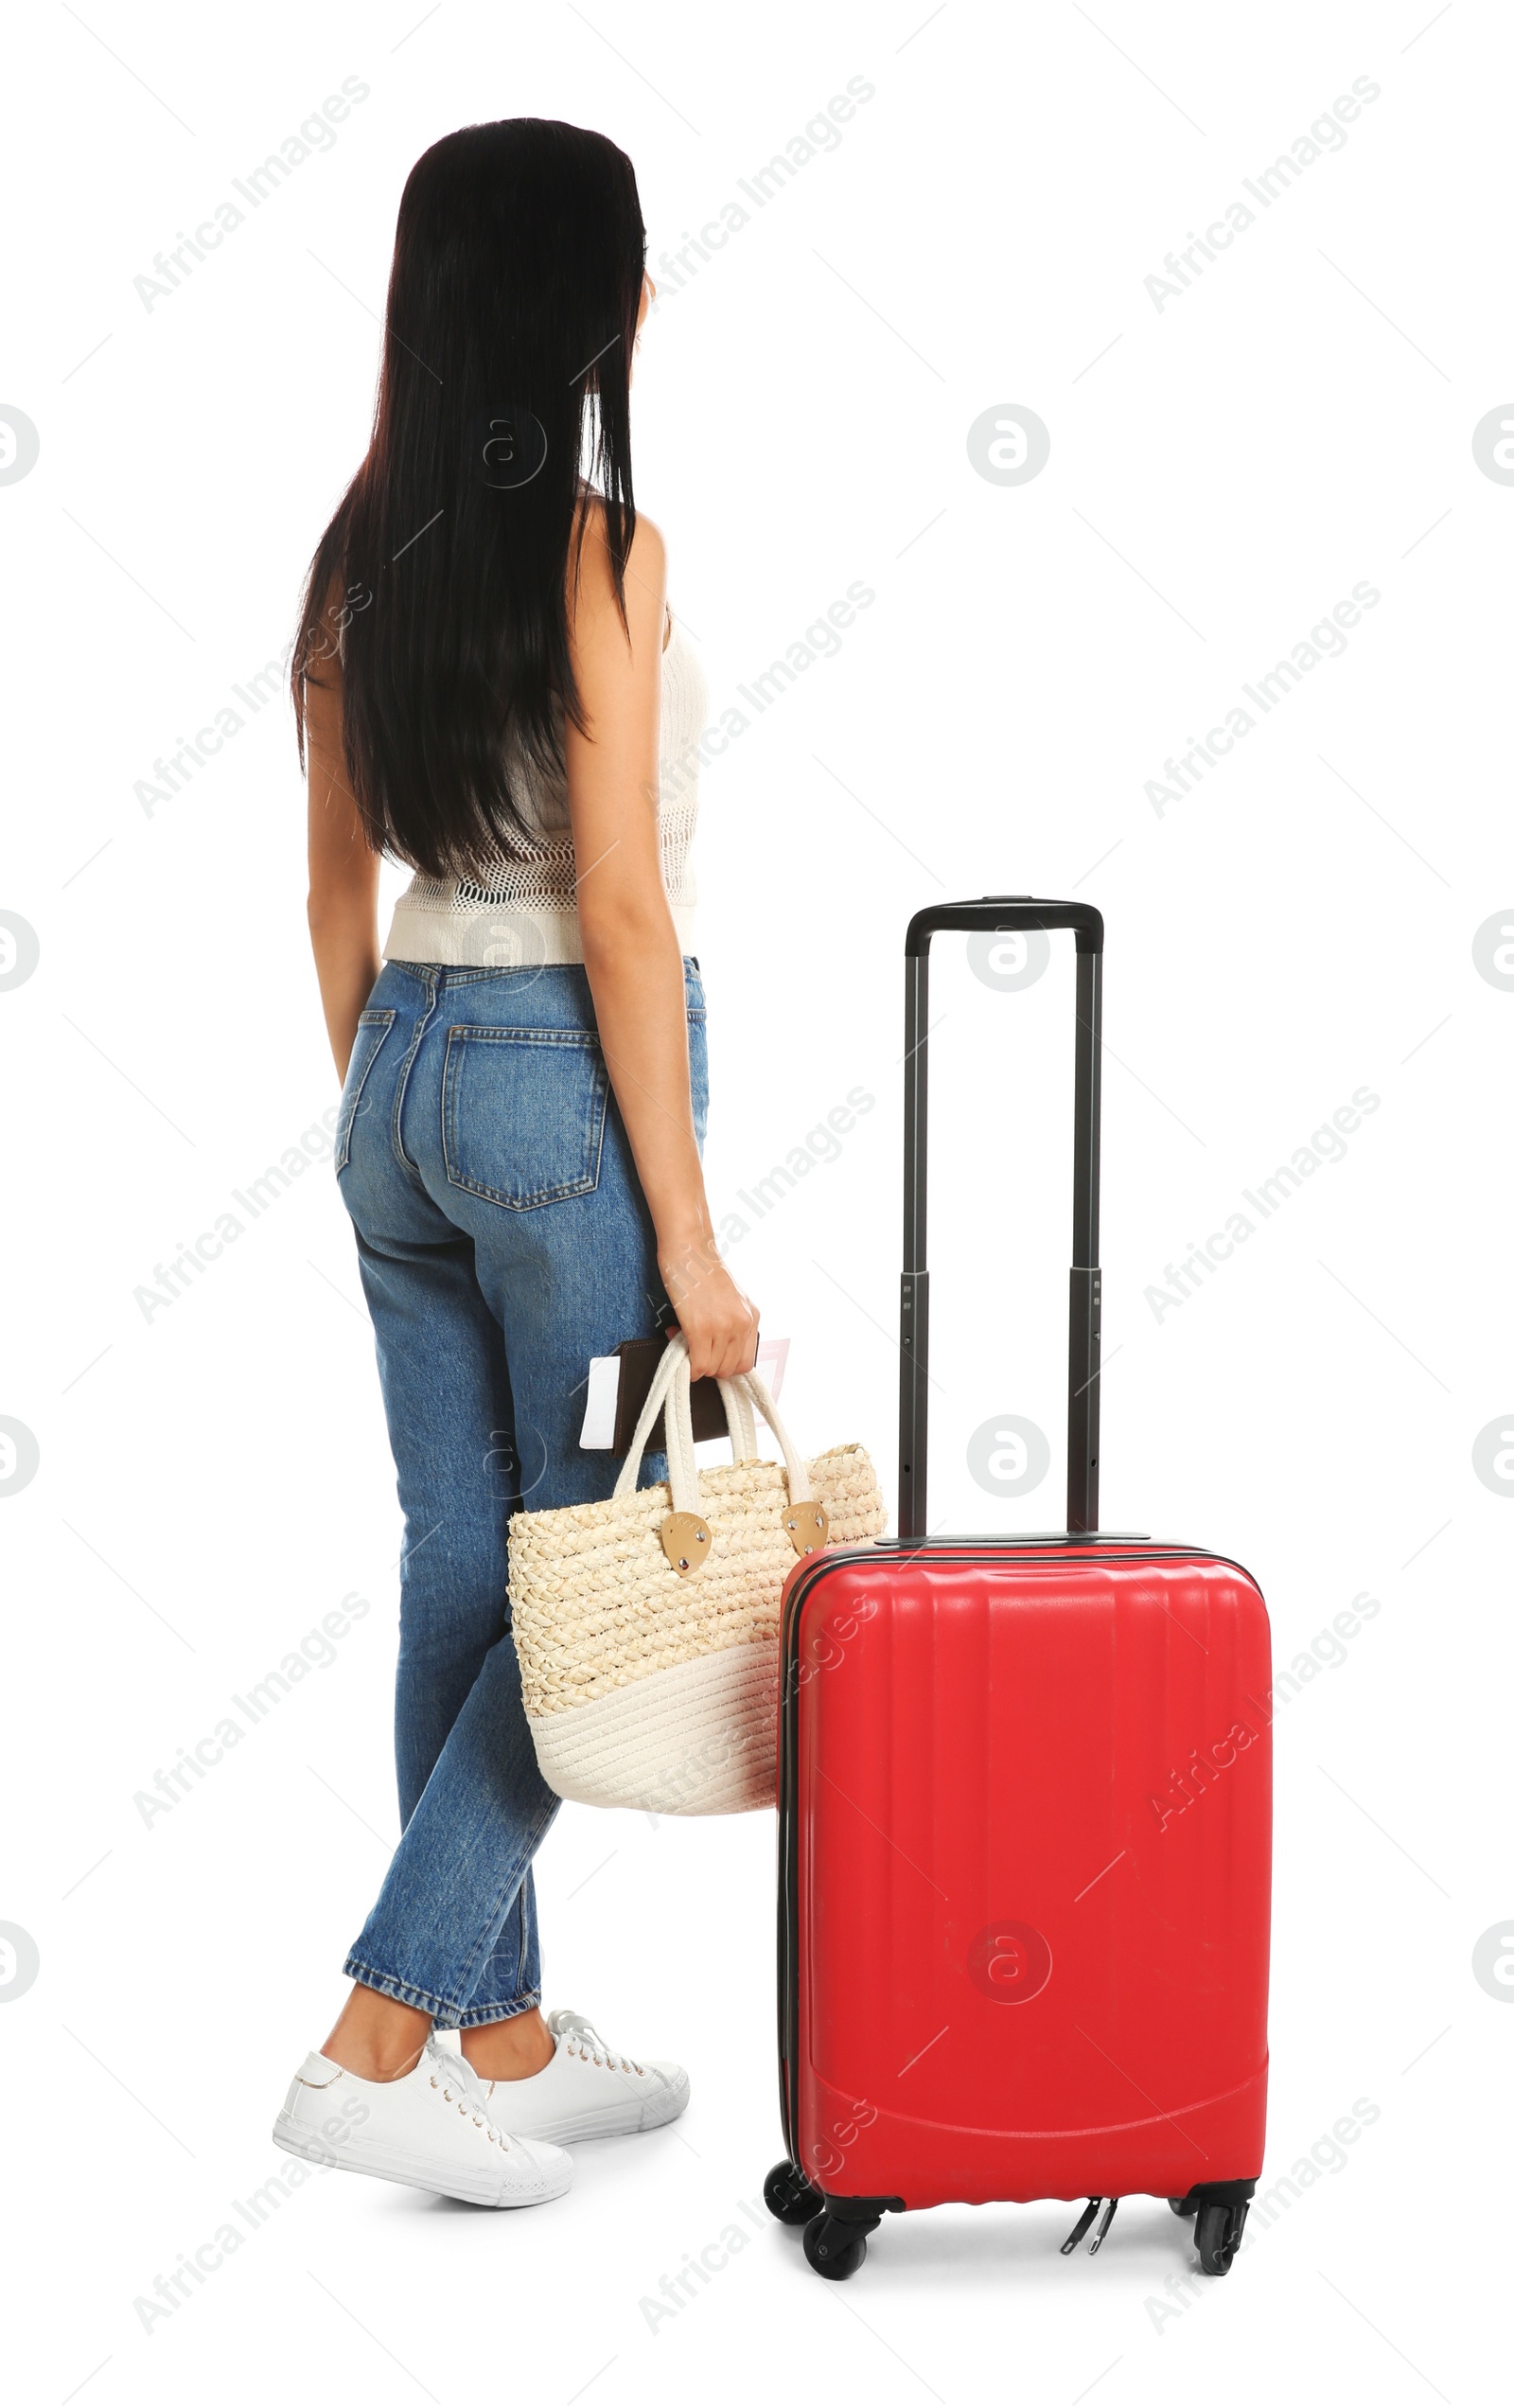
[660,1236,759,1382]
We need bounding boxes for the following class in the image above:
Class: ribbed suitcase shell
[779,1539,1271,2208]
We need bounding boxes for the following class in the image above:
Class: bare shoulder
[298,571,352,752]
[576,493,664,575]
[625,505,665,578]
[572,496,665,654]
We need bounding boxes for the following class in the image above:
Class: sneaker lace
[424,2038,513,2149]
[547,2007,645,2077]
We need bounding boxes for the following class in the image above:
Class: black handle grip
[898,897,1103,1542]
[906,896,1104,957]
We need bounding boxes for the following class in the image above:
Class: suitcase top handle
[906,896,1103,957]
[899,897,1102,1543]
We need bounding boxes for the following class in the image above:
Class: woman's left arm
[305,636,381,1083]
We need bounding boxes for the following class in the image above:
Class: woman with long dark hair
[273,119,757,2208]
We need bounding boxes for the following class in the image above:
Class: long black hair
[292,118,645,876]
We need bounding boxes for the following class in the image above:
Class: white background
[2,2,1510,2401]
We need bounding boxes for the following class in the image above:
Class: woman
[273,119,757,2208]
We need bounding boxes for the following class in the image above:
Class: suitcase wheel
[802,2213,868,2281]
[1194,2198,1248,2275]
[1169,2195,1199,2218]
[764,2160,823,2227]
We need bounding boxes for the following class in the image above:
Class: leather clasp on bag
[660,1511,712,1575]
[782,1499,829,1555]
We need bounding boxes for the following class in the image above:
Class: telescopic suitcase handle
[899,897,1103,1542]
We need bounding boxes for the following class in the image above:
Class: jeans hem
[344,1955,542,2031]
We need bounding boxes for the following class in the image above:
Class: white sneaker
[479,2008,690,2144]
[273,2033,572,2207]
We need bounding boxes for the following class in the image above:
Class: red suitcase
[766,898,1271,2279]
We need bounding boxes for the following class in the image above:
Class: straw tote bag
[507,1335,886,1815]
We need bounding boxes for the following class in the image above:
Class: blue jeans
[335,957,708,2027]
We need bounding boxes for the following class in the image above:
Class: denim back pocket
[442,1026,609,1210]
[335,1009,397,1173]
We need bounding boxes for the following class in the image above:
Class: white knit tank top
[383,616,707,968]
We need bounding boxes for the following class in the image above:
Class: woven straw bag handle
[663,1359,815,1516]
[631,1349,760,1469]
[717,1375,759,1463]
[612,1334,693,1496]
[608,1348,780,1493]
[733,1368,815,1508]
[691,1362,829,1557]
[612,1336,819,1524]
[612,1337,829,1571]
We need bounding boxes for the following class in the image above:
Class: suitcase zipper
[1058,2196,1120,2256]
